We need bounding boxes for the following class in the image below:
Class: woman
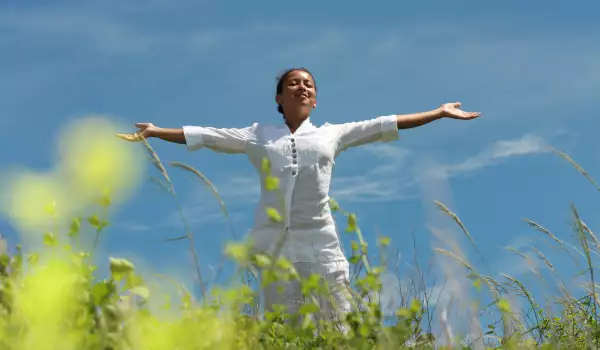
[131,68,481,322]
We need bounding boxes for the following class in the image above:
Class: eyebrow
[288,77,313,83]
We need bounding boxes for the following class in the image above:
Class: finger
[453,102,461,108]
[116,133,143,142]
[135,123,148,129]
[464,112,481,119]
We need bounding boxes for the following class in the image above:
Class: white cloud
[116,196,242,235]
[430,134,548,178]
[331,144,413,203]
[217,176,261,202]
[415,152,485,349]
[330,133,547,203]
[125,175,259,233]
[0,8,155,56]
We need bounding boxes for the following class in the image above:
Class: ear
[313,100,317,109]
[275,95,282,105]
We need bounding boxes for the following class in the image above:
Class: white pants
[262,262,352,324]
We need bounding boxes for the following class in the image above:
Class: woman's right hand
[135,122,158,138]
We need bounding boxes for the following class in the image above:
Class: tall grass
[0,142,599,349]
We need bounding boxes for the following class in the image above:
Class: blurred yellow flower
[1,170,71,232]
[0,116,146,236]
[55,116,146,204]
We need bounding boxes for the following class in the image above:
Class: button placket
[290,137,298,176]
[285,136,298,261]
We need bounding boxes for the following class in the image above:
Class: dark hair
[275,68,317,115]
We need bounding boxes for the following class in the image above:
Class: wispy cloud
[115,198,242,234]
[415,150,485,348]
[117,173,260,234]
[428,134,548,179]
[0,8,156,56]
[331,133,548,203]
[331,144,413,203]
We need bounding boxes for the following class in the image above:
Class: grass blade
[523,218,581,270]
[171,161,237,240]
[166,235,189,242]
[550,147,600,191]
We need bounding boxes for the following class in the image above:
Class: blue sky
[1,0,599,331]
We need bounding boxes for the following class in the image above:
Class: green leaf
[261,158,271,174]
[329,198,340,212]
[88,215,101,228]
[266,207,282,223]
[472,278,482,291]
[497,298,511,313]
[396,308,411,318]
[299,302,319,315]
[43,232,58,247]
[301,274,322,295]
[254,254,272,268]
[358,324,370,337]
[360,241,368,254]
[345,213,357,232]
[68,218,81,238]
[225,242,249,263]
[372,266,385,275]
[125,273,145,290]
[361,273,381,290]
[109,257,135,275]
[181,292,193,310]
[99,188,112,208]
[378,236,391,247]
[91,281,112,304]
[350,240,359,251]
[410,298,421,314]
[129,286,150,300]
[27,253,39,265]
[276,257,293,271]
[0,254,9,268]
[265,175,280,191]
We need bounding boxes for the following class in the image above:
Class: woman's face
[276,70,317,115]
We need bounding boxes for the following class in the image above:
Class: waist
[247,222,345,262]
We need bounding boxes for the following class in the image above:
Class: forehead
[285,70,314,82]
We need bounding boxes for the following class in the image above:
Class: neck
[283,110,310,133]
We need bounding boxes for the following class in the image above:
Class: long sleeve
[335,115,399,154]
[182,124,256,154]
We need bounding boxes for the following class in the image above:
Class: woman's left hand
[439,102,482,120]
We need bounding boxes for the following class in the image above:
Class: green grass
[0,143,599,349]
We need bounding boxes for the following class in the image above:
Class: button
[292,154,297,159]
[292,171,297,176]
[291,143,296,147]
[293,160,297,164]
[290,138,295,143]
[292,149,296,153]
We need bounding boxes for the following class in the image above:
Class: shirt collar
[282,117,315,133]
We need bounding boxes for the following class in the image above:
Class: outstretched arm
[128,122,255,154]
[135,123,186,144]
[395,102,481,129]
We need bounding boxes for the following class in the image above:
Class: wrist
[433,107,445,119]
[146,127,160,138]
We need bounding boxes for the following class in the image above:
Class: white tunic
[183,115,399,275]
